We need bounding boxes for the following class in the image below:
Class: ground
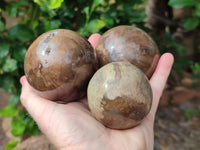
[0,88,200,150]
[154,98,200,150]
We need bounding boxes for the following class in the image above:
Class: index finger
[149,53,174,117]
[88,33,101,48]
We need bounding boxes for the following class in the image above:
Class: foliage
[0,105,18,117]
[0,0,146,148]
[4,141,18,150]
[168,0,200,31]
[184,108,200,120]
[169,0,200,81]
[0,0,199,149]
[34,0,64,9]
[150,30,191,75]
[0,1,39,148]
[191,62,200,86]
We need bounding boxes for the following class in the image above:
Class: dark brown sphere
[95,25,159,78]
[24,29,98,102]
[87,62,152,129]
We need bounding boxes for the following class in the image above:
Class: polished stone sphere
[95,25,159,78]
[87,62,152,129]
[24,29,98,102]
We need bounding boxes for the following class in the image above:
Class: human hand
[20,33,174,150]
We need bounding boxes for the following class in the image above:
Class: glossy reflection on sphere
[95,25,159,78]
[87,62,152,129]
[24,29,97,102]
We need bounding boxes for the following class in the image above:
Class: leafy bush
[0,0,199,149]
[168,0,200,31]
[168,0,200,79]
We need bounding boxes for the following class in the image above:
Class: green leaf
[100,15,114,27]
[33,0,43,7]
[13,47,27,62]
[11,112,39,137]
[92,0,103,9]
[83,6,89,16]
[194,3,200,17]
[34,0,64,9]
[0,42,10,59]
[63,9,74,18]
[8,24,33,42]
[83,6,90,23]
[0,20,5,31]
[184,109,199,120]
[11,117,26,137]
[191,62,200,75]
[130,10,146,23]
[45,19,61,31]
[26,119,39,136]
[6,2,19,17]
[0,105,18,117]
[0,75,16,93]
[8,94,20,106]
[48,0,64,9]
[168,0,196,8]
[183,17,199,31]
[2,58,18,73]
[30,20,39,30]
[19,0,29,6]
[27,126,39,136]
[86,19,105,33]
[4,141,18,150]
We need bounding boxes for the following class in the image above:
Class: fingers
[149,53,174,117]
[88,33,101,48]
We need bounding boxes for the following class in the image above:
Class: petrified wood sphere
[87,62,152,129]
[24,29,97,102]
[95,25,159,78]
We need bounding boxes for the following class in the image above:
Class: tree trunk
[145,0,176,36]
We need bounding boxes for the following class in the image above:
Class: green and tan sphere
[87,62,153,129]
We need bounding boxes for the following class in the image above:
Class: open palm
[20,34,174,150]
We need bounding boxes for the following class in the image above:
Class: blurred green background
[0,0,200,149]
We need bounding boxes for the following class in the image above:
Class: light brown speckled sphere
[87,62,152,129]
[95,25,159,78]
[24,29,98,102]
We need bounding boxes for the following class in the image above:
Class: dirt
[0,88,200,150]
[154,97,200,150]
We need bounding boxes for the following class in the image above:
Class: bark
[145,0,199,57]
[145,0,177,36]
